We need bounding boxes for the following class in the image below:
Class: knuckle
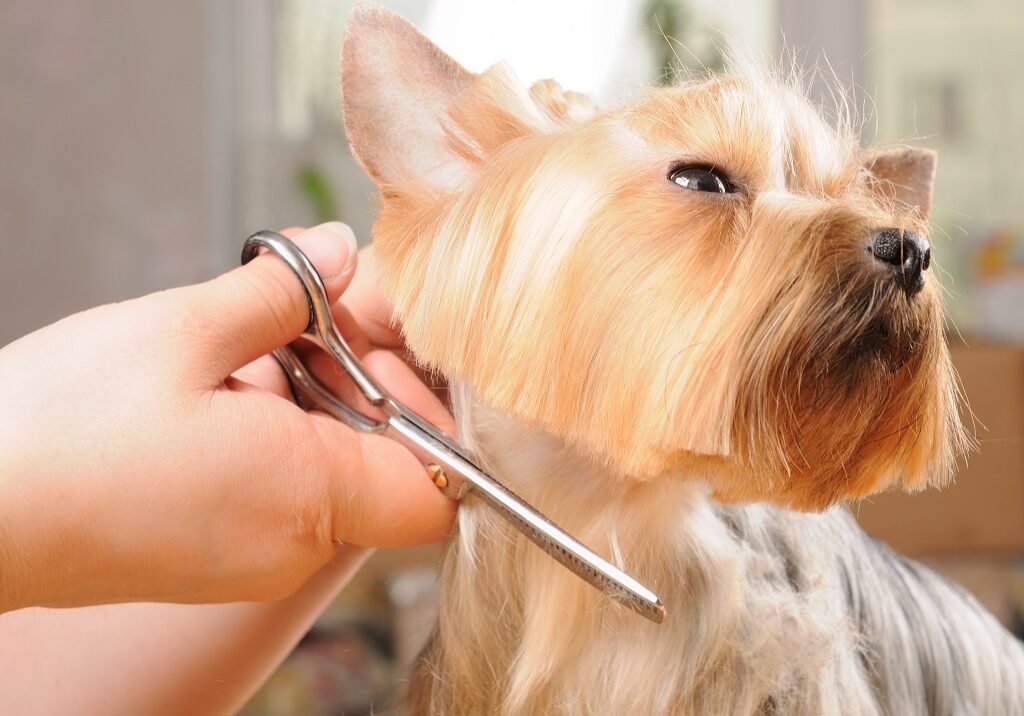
[308,415,372,545]
[141,291,221,374]
[289,498,337,565]
[171,294,220,346]
[284,421,351,558]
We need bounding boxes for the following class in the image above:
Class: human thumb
[191,222,358,378]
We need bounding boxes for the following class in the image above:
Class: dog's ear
[341,4,474,192]
[865,147,937,220]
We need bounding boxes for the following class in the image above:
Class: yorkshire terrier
[340,5,1024,714]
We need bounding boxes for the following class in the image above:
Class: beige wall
[870,0,1024,229]
[0,2,228,346]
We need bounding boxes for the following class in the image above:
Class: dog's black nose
[870,229,931,296]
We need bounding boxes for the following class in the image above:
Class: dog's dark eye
[669,165,735,194]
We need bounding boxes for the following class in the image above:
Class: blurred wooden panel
[857,340,1024,555]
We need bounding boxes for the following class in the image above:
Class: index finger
[336,246,406,350]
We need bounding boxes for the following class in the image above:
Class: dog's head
[340,5,966,509]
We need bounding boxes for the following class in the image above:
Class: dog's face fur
[341,6,966,510]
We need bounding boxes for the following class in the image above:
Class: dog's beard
[714,252,952,507]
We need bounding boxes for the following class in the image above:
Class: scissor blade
[471,468,666,623]
[386,414,665,624]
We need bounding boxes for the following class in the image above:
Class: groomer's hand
[0,222,455,613]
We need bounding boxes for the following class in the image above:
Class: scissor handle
[270,346,385,433]
[242,230,389,407]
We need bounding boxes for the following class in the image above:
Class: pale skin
[0,223,456,714]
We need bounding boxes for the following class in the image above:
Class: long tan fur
[339,5,1021,715]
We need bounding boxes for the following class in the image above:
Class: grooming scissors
[241,230,665,624]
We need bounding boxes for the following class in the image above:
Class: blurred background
[2,0,1022,713]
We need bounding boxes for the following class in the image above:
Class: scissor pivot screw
[426,463,448,489]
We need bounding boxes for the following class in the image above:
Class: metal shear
[241,230,665,624]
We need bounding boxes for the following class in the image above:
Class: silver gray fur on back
[716,504,1024,715]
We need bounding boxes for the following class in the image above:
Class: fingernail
[295,222,358,279]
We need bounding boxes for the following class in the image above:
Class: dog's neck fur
[413,386,859,713]
[407,387,1024,715]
